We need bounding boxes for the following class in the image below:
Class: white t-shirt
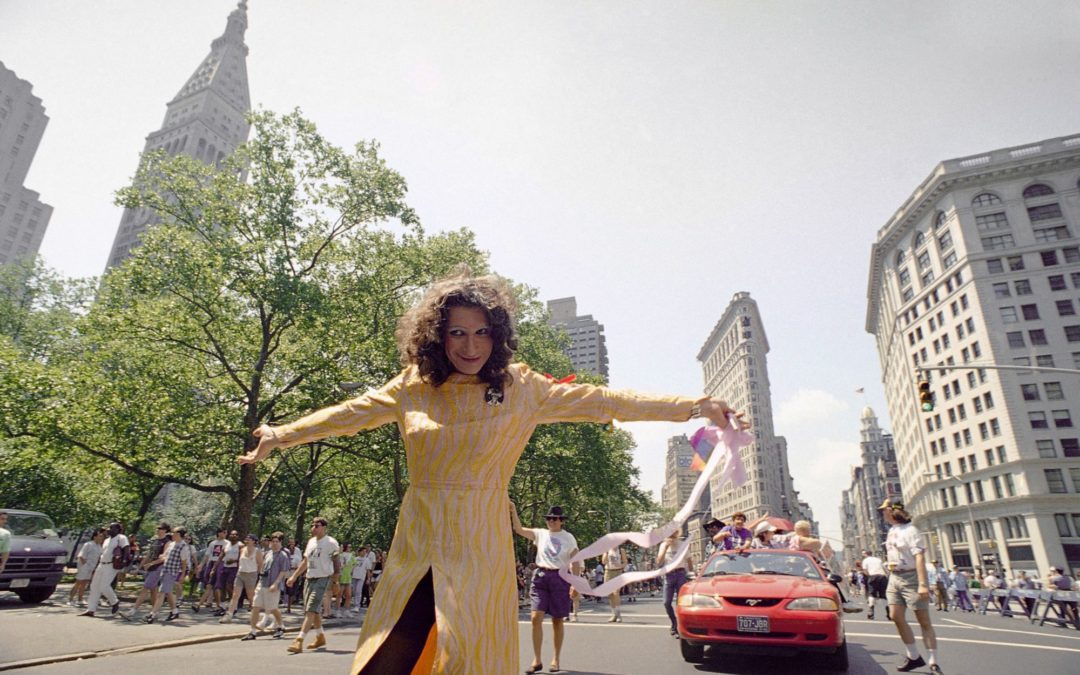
[99,534,130,564]
[77,541,102,578]
[885,523,925,572]
[289,546,303,569]
[862,554,887,577]
[205,538,228,563]
[604,548,624,570]
[304,535,340,579]
[532,528,577,569]
[221,541,241,566]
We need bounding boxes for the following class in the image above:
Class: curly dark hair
[395,269,519,394]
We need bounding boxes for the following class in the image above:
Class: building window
[1041,250,1059,266]
[987,258,1004,274]
[1062,439,1080,457]
[1004,472,1015,496]
[1053,410,1073,428]
[1055,514,1073,537]
[972,192,1002,206]
[1014,279,1032,295]
[914,232,927,248]
[1049,275,1067,291]
[1064,247,1080,263]
[902,288,914,302]
[942,251,958,269]
[1045,382,1065,400]
[1034,226,1071,242]
[1007,331,1025,348]
[1000,307,1018,323]
[976,212,1010,231]
[1029,329,1048,346]
[1046,469,1068,493]
[1029,412,1048,429]
[938,229,953,249]
[1037,439,1057,458]
[992,283,1010,299]
[1021,384,1040,401]
[1072,468,1080,492]
[1023,183,1055,198]
[934,211,948,229]
[1066,325,1080,343]
[1037,354,1055,367]
[1021,304,1040,320]
[1028,203,1064,222]
[982,234,1015,250]
[984,392,994,408]
[1058,300,1076,316]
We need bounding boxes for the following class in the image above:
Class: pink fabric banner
[560,418,752,596]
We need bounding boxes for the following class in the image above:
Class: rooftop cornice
[865,134,1080,334]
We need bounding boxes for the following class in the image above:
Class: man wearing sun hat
[880,497,943,674]
[510,502,581,674]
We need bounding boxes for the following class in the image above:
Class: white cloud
[774,389,849,429]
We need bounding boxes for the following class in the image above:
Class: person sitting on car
[751,523,789,548]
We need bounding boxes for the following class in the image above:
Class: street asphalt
[2,587,1079,673]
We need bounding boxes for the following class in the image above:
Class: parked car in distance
[676,549,848,671]
[1,509,66,604]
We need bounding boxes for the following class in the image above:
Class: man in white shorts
[881,498,943,674]
[241,531,291,640]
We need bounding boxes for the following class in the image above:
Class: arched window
[914,232,926,248]
[895,250,906,266]
[972,192,1002,207]
[1023,183,1054,199]
[934,211,948,229]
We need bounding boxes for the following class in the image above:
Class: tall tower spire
[105,2,252,271]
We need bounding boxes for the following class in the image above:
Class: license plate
[10,578,30,589]
[737,615,770,633]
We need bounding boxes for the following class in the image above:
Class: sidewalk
[0,583,360,670]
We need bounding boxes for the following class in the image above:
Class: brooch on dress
[485,386,504,407]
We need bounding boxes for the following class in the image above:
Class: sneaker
[219,613,233,624]
[272,626,285,639]
[929,665,944,674]
[897,655,926,672]
[111,602,121,615]
[166,611,180,622]
[67,599,77,607]
[144,614,156,624]
[192,604,201,614]
[79,610,96,617]
[287,637,303,653]
[240,632,257,641]
[213,608,227,616]
[306,633,327,650]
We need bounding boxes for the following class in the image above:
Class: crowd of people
[67,518,389,649]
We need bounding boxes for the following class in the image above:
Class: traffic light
[918,380,934,412]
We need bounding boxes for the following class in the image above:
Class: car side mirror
[828,573,843,584]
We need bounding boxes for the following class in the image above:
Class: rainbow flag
[689,425,721,472]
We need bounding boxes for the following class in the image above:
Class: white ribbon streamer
[560,417,753,596]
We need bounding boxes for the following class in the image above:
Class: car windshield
[6,513,59,538]
[701,552,822,580]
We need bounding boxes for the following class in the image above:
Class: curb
[0,618,348,671]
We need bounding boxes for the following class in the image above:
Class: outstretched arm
[509,502,535,541]
[238,370,405,465]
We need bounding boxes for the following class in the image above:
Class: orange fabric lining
[409,623,438,675]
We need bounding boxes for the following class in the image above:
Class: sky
[2,0,1079,546]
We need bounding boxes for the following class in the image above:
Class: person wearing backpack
[80,522,130,617]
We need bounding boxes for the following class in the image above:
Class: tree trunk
[291,443,320,542]
[130,482,165,534]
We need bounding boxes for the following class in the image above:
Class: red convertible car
[676,549,848,670]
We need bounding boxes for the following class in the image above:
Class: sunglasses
[544,516,564,521]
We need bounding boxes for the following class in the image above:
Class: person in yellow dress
[239,270,745,674]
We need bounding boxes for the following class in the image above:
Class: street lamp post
[923,473,982,572]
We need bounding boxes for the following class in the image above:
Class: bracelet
[689,403,702,419]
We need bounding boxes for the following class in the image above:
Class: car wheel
[15,586,56,604]
[821,639,849,671]
[679,638,705,663]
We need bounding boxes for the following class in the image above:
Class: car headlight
[786,597,839,611]
[55,555,68,564]
[678,593,723,608]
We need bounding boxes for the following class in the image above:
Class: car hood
[9,535,65,556]
[689,574,831,598]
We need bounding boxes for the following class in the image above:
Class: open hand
[700,399,750,431]
[237,424,279,465]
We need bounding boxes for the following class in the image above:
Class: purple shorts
[215,565,238,591]
[158,570,183,595]
[142,567,163,589]
[530,568,571,619]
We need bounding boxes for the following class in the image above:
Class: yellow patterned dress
[271,362,698,674]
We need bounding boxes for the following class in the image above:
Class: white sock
[298,631,306,640]
[928,649,937,665]
[315,627,324,636]
[905,642,919,659]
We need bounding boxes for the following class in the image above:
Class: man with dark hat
[701,516,726,560]
[510,502,581,674]
[880,498,943,674]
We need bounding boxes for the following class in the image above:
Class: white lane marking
[942,617,983,629]
[519,621,666,629]
[845,632,1080,654]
